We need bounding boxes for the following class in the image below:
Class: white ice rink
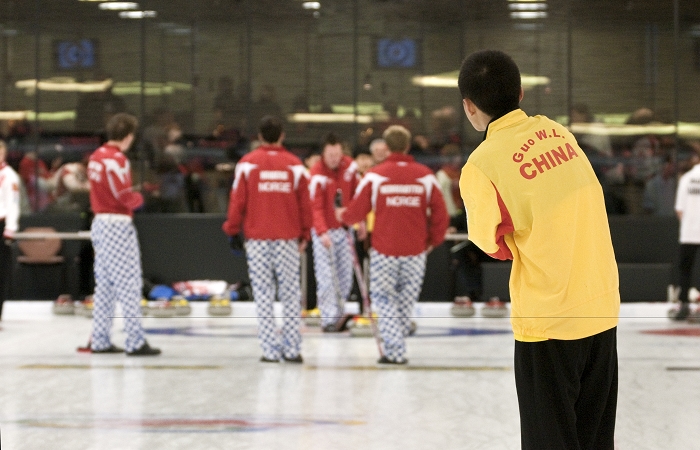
[0,300,698,450]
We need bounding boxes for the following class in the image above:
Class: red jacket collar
[386,153,414,164]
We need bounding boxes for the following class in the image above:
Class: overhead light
[287,113,373,124]
[119,10,157,18]
[508,0,545,2]
[510,11,548,19]
[99,2,139,10]
[302,2,321,10]
[509,3,547,11]
[0,110,77,121]
[411,70,550,90]
[15,77,113,94]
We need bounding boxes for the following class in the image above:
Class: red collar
[386,153,414,164]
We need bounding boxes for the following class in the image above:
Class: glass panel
[5,0,700,216]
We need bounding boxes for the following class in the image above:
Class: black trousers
[0,219,10,318]
[515,327,618,450]
[677,243,699,304]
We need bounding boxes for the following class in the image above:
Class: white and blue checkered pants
[91,216,146,353]
[311,228,354,327]
[245,239,302,360]
[369,249,426,363]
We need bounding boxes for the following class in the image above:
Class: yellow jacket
[460,109,619,341]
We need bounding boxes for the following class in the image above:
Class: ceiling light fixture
[302,2,321,10]
[509,3,547,11]
[99,2,139,10]
[119,10,157,18]
[510,11,548,19]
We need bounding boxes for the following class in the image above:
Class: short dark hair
[458,50,521,118]
[106,113,138,141]
[322,132,340,148]
[353,146,371,158]
[259,115,283,143]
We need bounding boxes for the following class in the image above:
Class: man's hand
[334,207,347,223]
[356,221,367,241]
[320,233,331,249]
[229,234,244,255]
[3,229,14,245]
[298,239,308,253]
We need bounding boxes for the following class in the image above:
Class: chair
[14,227,66,299]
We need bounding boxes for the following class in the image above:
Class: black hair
[353,146,372,158]
[258,115,283,143]
[458,50,521,118]
[321,132,340,148]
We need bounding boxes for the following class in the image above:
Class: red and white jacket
[341,153,449,257]
[223,144,312,241]
[308,155,358,235]
[87,144,144,217]
[0,162,21,238]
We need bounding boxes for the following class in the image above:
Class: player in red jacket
[337,125,449,364]
[87,113,160,356]
[308,133,360,331]
[223,116,312,363]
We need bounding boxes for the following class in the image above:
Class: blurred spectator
[0,117,31,140]
[430,106,459,148]
[19,151,55,211]
[47,157,91,214]
[625,107,663,214]
[304,152,321,173]
[642,155,677,216]
[369,138,389,165]
[184,159,206,213]
[353,147,373,177]
[163,123,186,164]
[154,155,186,213]
[142,108,176,167]
[570,103,613,157]
[435,144,463,218]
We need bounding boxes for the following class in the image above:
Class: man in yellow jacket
[458,50,620,450]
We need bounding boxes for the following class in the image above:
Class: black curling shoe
[260,356,280,363]
[377,356,407,365]
[126,341,161,356]
[283,354,303,363]
[92,344,124,354]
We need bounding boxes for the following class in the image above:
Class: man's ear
[519,87,524,102]
[462,98,476,117]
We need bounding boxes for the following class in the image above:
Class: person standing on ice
[308,132,361,332]
[0,139,20,321]
[458,50,619,449]
[223,115,312,363]
[668,145,700,321]
[87,113,160,356]
[336,125,449,364]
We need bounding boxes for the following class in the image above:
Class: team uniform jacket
[675,164,700,244]
[87,144,144,216]
[459,109,620,341]
[0,163,21,237]
[223,144,312,241]
[309,155,358,234]
[341,153,449,256]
